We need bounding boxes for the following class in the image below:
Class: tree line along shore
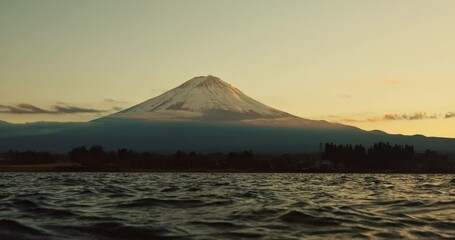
[0,142,453,173]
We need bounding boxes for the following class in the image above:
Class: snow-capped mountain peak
[112,75,292,120]
[178,75,234,90]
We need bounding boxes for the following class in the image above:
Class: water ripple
[0,173,454,239]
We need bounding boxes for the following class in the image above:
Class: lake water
[0,173,454,239]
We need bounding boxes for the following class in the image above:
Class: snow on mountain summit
[112,75,292,120]
[105,75,351,129]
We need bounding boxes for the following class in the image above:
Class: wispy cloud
[0,104,107,114]
[340,118,364,123]
[104,98,129,104]
[52,105,105,114]
[341,117,380,123]
[446,112,455,119]
[337,112,440,123]
[0,104,51,114]
[383,112,437,121]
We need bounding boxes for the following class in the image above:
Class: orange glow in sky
[0,0,454,137]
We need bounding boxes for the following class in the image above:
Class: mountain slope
[112,75,291,119]
[0,121,85,138]
[1,75,453,154]
[107,75,349,129]
[1,120,455,154]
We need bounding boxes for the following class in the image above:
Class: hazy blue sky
[1,0,454,137]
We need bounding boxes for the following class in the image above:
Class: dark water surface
[0,173,454,239]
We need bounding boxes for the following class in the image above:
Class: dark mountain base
[0,119,454,155]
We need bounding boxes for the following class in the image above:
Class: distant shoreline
[1,163,454,174]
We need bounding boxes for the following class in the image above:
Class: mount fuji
[113,75,290,120]
[104,75,348,129]
[1,75,454,154]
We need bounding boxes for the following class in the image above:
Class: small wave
[279,211,340,226]
[374,199,409,206]
[410,230,444,238]
[208,231,265,239]
[429,221,455,230]
[363,176,382,184]
[188,187,201,192]
[211,182,230,186]
[117,197,205,208]
[60,178,92,186]
[231,208,280,222]
[190,220,242,229]
[28,207,77,218]
[374,232,404,238]
[0,219,48,238]
[56,222,173,240]
[160,186,179,192]
[10,199,40,209]
[204,199,234,207]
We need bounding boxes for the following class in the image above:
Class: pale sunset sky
[0,0,454,137]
